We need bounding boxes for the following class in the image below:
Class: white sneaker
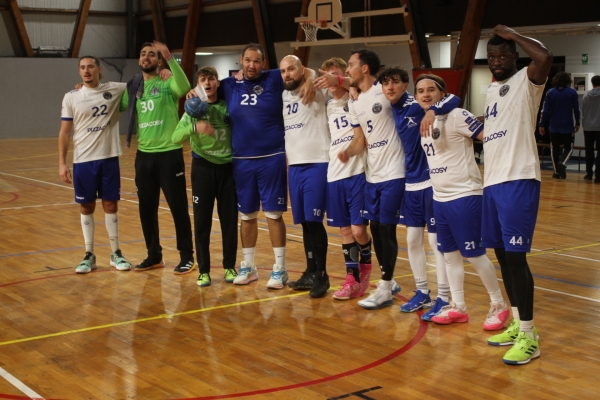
[358,280,394,310]
[266,264,289,289]
[233,261,258,285]
[390,280,401,295]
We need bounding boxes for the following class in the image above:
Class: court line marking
[0,366,45,400]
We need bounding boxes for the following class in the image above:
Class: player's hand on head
[493,25,517,39]
[195,121,215,136]
[59,164,72,184]
[299,79,316,105]
[159,68,172,81]
[152,40,171,60]
[420,109,436,137]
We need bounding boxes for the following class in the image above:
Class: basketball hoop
[300,20,326,42]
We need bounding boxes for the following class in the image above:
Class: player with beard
[122,41,195,274]
[481,26,552,365]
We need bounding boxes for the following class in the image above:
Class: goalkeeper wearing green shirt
[173,67,238,287]
[122,41,195,274]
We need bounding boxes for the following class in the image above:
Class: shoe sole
[266,281,288,289]
[488,334,539,347]
[359,299,393,310]
[134,261,165,272]
[483,322,507,331]
[432,316,469,325]
[75,267,97,274]
[400,302,433,313]
[110,261,131,271]
[234,275,258,285]
[502,349,540,365]
[197,282,211,287]
[173,263,197,275]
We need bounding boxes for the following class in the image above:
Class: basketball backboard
[305,0,342,29]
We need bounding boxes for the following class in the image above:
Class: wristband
[337,75,344,86]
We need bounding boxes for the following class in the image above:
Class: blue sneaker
[421,297,450,321]
[400,290,433,313]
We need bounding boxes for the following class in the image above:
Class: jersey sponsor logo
[205,149,231,155]
[499,84,510,97]
[465,116,483,132]
[430,166,447,174]
[87,120,111,133]
[483,130,507,143]
[331,135,354,146]
[405,116,417,128]
[372,103,383,114]
[253,85,263,95]
[285,122,305,131]
[150,87,159,95]
[103,92,113,100]
[367,139,388,149]
[76,196,85,200]
[139,120,163,129]
[432,128,441,140]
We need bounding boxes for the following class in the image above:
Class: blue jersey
[391,92,460,184]
[220,69,285,158]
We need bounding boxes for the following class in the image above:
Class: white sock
[274,247,286,268]
[468,255,504,304]
[512,307,520,321]
[444,250,465,308]
[105,213,119,252]
[520,319,535,340]
[242,247,256,264]
[429,232,449,301]
[406,227,428,292]
[81,214,94,253]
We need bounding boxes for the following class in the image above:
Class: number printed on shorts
[465,241,476,250]
[509,236,523,246]
[192,196,199,204]
[140,100,154,113]
[278,197,285,205]
[92,104,108,117]
[241,94,258,105]
[430,217,436,226]
[313,208,322,216]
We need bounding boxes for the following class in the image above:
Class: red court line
[0,193,18,206]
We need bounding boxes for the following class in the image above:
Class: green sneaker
[502,331,540,365]
[224,268,237,283]
[487,318,519,346]
[75,252,97,274]
[110,249,131,271]
[197,273,211,287]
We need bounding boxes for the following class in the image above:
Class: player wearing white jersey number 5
[481,26,552,365]
[58,56,131,274]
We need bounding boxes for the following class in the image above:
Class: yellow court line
[527,242,600,257]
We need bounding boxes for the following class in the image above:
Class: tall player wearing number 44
[58,56,132,273]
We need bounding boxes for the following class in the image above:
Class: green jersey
[121,58,191,152]
[172,98,232,164]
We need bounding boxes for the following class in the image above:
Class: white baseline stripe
[0,365,45,399]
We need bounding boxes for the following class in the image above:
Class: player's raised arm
[152,40,191,99]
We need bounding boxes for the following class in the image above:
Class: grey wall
[0,58,141,139]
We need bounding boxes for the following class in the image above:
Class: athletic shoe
[75,252,97,274]
[266,264,289,289]
[309,271,330,298]
[390,280,401,295]
[197,272,211,287]
[358,280,394,310]
[174,259,196,275]
[333,274,362,300]
[431,301,469,324]
[358,263,372,295]
[502,331,540,365]
[400,290,433,312]
[421,297,450,321]
[288,271,315,290]
[483,302,510,331]
[110,249,131,271]
[134,257,165,272]
[552,173,561,179]
[487,318,520,346]
[557,163,567,179]
[584,174,593,180]
[224,268,237,283]
[233,261,258,285]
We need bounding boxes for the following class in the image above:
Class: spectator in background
[581,75,600,182]
[539,72,580,179]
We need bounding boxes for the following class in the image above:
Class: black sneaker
[552,173,561,179]
[289,271,315,290]
[584,174,593,180]
[174,259,196,275]
[309,272,330,298]
[134,257,164,272]
[557,163,567,179]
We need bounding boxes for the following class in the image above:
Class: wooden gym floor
[0,137,599,400]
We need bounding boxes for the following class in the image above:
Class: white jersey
[422,109,484,202]
[327,93,366,182]
[349,81,405,183]
[482,68,545,187]
[282,87,330,165]
[61,82,126,163]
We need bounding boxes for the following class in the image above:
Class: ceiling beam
[6,0,33,57]
[452,0,487,106]
[69,0,92,58]
[250,0,276,70]
[399,0,421,69]
[293,0,311,67]
[181,0,204,85]
[148,0,167,43]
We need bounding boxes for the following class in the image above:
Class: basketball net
[301,20,325,42]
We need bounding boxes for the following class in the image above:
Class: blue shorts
[233,154,287,213]
[434,196,486,257]
[326,173,368,227]
[363,178,405,225]
[481,179,540,252]
[399,186,436,233]
[73,157,120,204]
[289,163,328,224]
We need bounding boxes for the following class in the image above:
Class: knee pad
[240,211,259,221]
[264,210,283,220]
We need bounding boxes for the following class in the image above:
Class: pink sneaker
[358,263,372,296]
[431,302,469,325]
[333,274,362,300]
[483,301,510,331]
